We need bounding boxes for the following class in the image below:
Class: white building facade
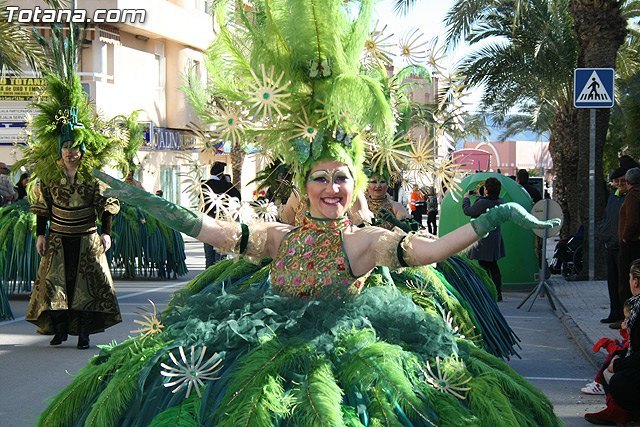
[0,0,247,204]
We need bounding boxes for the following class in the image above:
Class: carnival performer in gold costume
[15,28,126,348]
[366,175,411,229]
[27,137,121,349]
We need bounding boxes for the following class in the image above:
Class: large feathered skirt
[38,258,560,427]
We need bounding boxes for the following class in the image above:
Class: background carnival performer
[29,134,121,349]
[14,23,126,349]
[366,174,411,229]
[107,111,188,279]
[39,1,561,425]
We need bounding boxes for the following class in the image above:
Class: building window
[160,165,181,205]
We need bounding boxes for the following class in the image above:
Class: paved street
[0,239,620,426]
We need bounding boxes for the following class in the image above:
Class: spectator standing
[425,187,438,235]
[597,167,629,325]
[462,177,506,301]
[516,169,542,203]
[0,162,17,205]
[202,161,241,267]
[409,185,425,225]
[615,168,640,329]
[124,170,144,189]
[14,172,29,200]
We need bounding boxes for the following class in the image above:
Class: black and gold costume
[26,178,121,336]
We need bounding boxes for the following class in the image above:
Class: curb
[557,311,606,370]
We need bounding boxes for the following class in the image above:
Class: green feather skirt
[0,200,39,301]
[107,203,188,279]
[39,258,560,427]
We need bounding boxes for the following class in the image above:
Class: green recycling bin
[439,172,538,287]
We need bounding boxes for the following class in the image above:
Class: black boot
[49,311,68,346]
[77,311,92,349]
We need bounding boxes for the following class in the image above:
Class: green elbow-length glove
[379,208,421,232]
[94,170,204,237]
[470,202,561,237]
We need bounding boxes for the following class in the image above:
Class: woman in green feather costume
[0,200,39,300]
[108,202,188,279]
[38,1,563,425]
[106,111,188,280]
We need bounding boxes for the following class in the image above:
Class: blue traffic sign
[574,68,614,108]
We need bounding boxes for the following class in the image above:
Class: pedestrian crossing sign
[574,68,614,108]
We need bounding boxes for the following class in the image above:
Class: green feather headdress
[205,0,395,195]
[15,72,125,186]
[14,22,125,186]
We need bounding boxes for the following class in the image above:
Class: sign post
[518,199,565,311]
[574,68,614,281]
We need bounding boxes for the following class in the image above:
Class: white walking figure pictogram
[577,71,612,103]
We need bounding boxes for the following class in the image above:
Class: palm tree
[570,0,627,277]
[0,0,68,74]
[445,0,585,237]
[396,0,635,266]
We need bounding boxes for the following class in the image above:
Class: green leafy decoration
[214,338,305,426]
[334,329,430,426]
[38,339,143,427]
[289,360,346,426]
[148,394,201,427]
[84,338,168,427]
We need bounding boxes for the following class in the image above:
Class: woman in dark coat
[462,177,506,300]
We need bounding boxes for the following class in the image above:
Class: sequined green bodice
[367,196,395,230]
[270,215,365,299]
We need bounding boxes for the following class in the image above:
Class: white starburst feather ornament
[290,108,319,142]
[160,346,223,398]
[366,136,413,175]
[252,199,279,222]
[207,102,247,146]
[431,156,463,201]
[421,356,472,400]
[362,20,395,66]
[131,299,164,338]
[398,28,428,65]
[202,187,231,219]
[245,64,292,121]
[405,135,434,173]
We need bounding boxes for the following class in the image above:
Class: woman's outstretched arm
[94,170,290,258]
[400,202,560,267]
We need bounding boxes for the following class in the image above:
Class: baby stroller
[549,225,583,279]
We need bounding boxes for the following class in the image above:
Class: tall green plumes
[120,109,145,168]
[14,73,125,187]
[206,0,393,192]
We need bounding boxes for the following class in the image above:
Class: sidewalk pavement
[530,276,618,370]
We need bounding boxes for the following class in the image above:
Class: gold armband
[243,225,268,258]
[373,228,407,269]
[398,231,437,267]
[216,223,268,264]
[212,221,243,254]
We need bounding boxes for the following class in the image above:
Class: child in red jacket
[581,301,631,395]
